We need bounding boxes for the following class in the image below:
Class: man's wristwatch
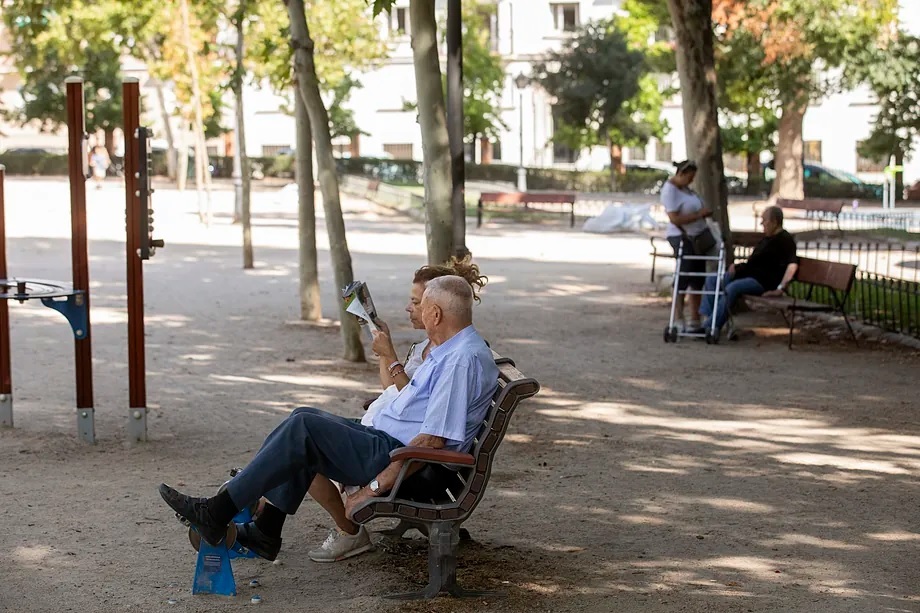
[777,283,785,292]
[368,479,381,494]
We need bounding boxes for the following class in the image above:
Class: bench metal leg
[841,312,859,348]
[386,522,501,600]
[788,308,797,349]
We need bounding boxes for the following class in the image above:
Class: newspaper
[342,280,379,332]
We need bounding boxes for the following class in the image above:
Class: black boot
[235,521,282,561]
[158,483,230,547]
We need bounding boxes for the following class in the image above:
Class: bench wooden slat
[776,198,846,214]
[477,191,576,228]
[744,256,857,348]
[796,257,856,292]
[479,191,575,204]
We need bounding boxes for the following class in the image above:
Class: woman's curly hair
[412,255,488,303]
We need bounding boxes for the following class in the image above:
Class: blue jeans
[226,407,403,515]
[699,274,765,330]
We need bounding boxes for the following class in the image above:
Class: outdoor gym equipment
[0,77,163,443]
[0,78,96,441]
[174,469,261,597]
[123,77,165,442]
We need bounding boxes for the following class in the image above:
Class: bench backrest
[352,354,539,526]
[453,356,540,519]
[480,191,575,205]
[776,198,846,214]
[796,257,856,292]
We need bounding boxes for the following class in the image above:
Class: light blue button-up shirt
[371,325,499,451]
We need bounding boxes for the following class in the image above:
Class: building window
[655,141,672,163]
[383,143,413,159]
[551,107,578,164]
[550,3,579,32]
[492,138,502,161]
[856,142,885,172]
[804,140,822,162]
[262,144,289,156]
[390,7,409,36]
[627,145,646,161]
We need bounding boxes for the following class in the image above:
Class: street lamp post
[514,73,529,192]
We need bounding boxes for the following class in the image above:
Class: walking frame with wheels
[664,241,727,345]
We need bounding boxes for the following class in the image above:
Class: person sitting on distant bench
[699,205,798,338]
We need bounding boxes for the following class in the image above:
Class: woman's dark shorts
[667,235,705,290]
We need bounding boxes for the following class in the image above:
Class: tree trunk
[666,0,731,252]
[608,141,623,191]
[295,84,322,321]
[286,0,365,362]
[180,0,213,226]
[894,149,904,205]
[480,137,492,164]
[233,11,254,269]
[410,0,454,265]
[349,133,360,158]
[446,0,467,259]
[745,150,762,196]
[154,82,177,181]
[771,97,806,200]
[104,129,116,158]
[177,126,189,191]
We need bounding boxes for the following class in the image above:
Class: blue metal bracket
[190,507,257,597]
[40,291,88,339]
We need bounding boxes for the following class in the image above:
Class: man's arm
[762,263,799,297]
[344,433,445,519]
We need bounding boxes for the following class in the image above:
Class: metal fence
[837,209,920,233]
[736,239,920,339]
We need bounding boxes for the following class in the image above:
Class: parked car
[3,147,55,155]
[763,159,883,200]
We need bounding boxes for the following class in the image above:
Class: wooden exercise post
[0,166,11,427]
[123,78,147,441]
[66,77,96,443]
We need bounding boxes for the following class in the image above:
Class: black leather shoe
[158,483,228,547]
[235,521,282,561]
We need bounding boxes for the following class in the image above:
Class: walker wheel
[663,326,671,343]
[188,523,238,552]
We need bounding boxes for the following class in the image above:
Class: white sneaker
[308,525,373,563]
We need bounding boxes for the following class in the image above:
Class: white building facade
[1,0,918,185]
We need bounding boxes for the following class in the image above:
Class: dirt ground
[1,178,919,613]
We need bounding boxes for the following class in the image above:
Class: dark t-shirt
[735,229,797,290]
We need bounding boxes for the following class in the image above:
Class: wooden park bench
[745,257,858,348]
[477,191,576,228]
[352,352,540,599]
[754,198,846,232]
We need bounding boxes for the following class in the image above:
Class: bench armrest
[389,446,475,466]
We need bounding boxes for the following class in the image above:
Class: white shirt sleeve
[661,183,682,214]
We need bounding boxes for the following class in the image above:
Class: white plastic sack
[582,203,659,233]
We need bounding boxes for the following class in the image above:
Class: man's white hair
[423,275,473,321]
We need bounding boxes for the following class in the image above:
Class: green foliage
[1,1,130,135]
[853,33,920,166]
[533,17,664,155]
[447,1,506,141]
[250,0,386,141]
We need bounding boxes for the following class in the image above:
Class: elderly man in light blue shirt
[158,276,498,564]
